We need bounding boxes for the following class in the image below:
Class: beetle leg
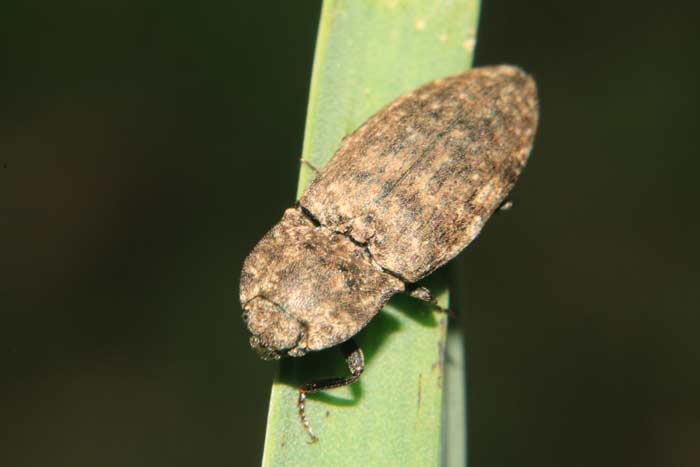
[298,339,364,443]
[407,285,435,303]
[406,285,454,316]
[300,158,321,175]
[498,198,514,211]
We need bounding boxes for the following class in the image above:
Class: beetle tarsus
[298,390,318,443]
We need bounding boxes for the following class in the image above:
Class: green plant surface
[262,1,480,466]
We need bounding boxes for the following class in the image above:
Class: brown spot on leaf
[417,373,423,411]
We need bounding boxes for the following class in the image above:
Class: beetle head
[241,296,305,360]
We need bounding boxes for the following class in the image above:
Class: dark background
[2,1,698,466]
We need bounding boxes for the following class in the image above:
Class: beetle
[239,65,539,441]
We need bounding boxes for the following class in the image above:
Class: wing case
[300,65,539,282]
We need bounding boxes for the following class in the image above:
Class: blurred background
[1,1,698,466]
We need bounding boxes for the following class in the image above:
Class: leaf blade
[263,1,480,465]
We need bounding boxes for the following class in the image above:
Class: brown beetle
[240,65,538,441]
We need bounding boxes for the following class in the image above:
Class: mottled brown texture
[240,208,404,359]
[300,65,538,282]
[240,65,539,359]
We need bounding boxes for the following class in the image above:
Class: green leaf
[262,1,480,466]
